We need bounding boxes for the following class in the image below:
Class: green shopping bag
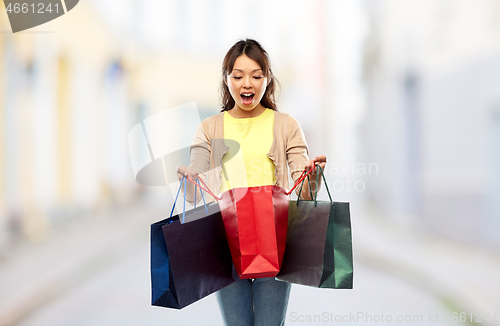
[276,165,353,288]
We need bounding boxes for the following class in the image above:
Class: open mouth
[241,92,255,105]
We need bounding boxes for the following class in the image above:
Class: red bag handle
[179,173,221,201]
[285,164,317,196]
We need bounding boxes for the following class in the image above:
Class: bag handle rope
[171,175,217,223]
[285,164,316,196]
[175,172,221,202]
[295,164,332,207]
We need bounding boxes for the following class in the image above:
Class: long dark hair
[220,38,280,111]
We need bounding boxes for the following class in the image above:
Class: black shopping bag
[276,166,353,289]
[151,177,235,309]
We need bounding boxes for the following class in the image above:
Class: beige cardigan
[188,110,310,203]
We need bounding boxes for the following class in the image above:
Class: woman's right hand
[176,165,200,204]
[176,165,199,182]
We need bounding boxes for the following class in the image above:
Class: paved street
[1,200,499,326]
[14,250,463,326]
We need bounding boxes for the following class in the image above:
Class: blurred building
[0,3,136,246]
[0,0,236,246]
[362,0,500,248]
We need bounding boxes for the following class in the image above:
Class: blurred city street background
[1,0,499,325]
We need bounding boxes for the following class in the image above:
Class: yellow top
[220,108,276,192]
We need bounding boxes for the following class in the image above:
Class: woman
[177,38,327,326]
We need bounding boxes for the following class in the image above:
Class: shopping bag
[219,185,289,279]
[151,177,235,309]
[276,165,353,289]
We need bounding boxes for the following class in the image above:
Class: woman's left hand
[304,155,327,174]
[298,155,327,199]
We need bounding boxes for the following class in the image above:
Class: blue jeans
[215,277,291,326]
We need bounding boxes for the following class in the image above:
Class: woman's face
[226,54,268,112]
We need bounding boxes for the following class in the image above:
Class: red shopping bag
[219,185,289,279]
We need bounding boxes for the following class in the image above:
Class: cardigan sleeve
[187,121,212,204]
[285,115,310,195]
[189,121,211,175]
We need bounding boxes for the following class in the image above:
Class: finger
[315,159,326,166]
[310,162,326,173]
[176,165,192,180]
[313,155,327,163]
[303,160,312,170]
